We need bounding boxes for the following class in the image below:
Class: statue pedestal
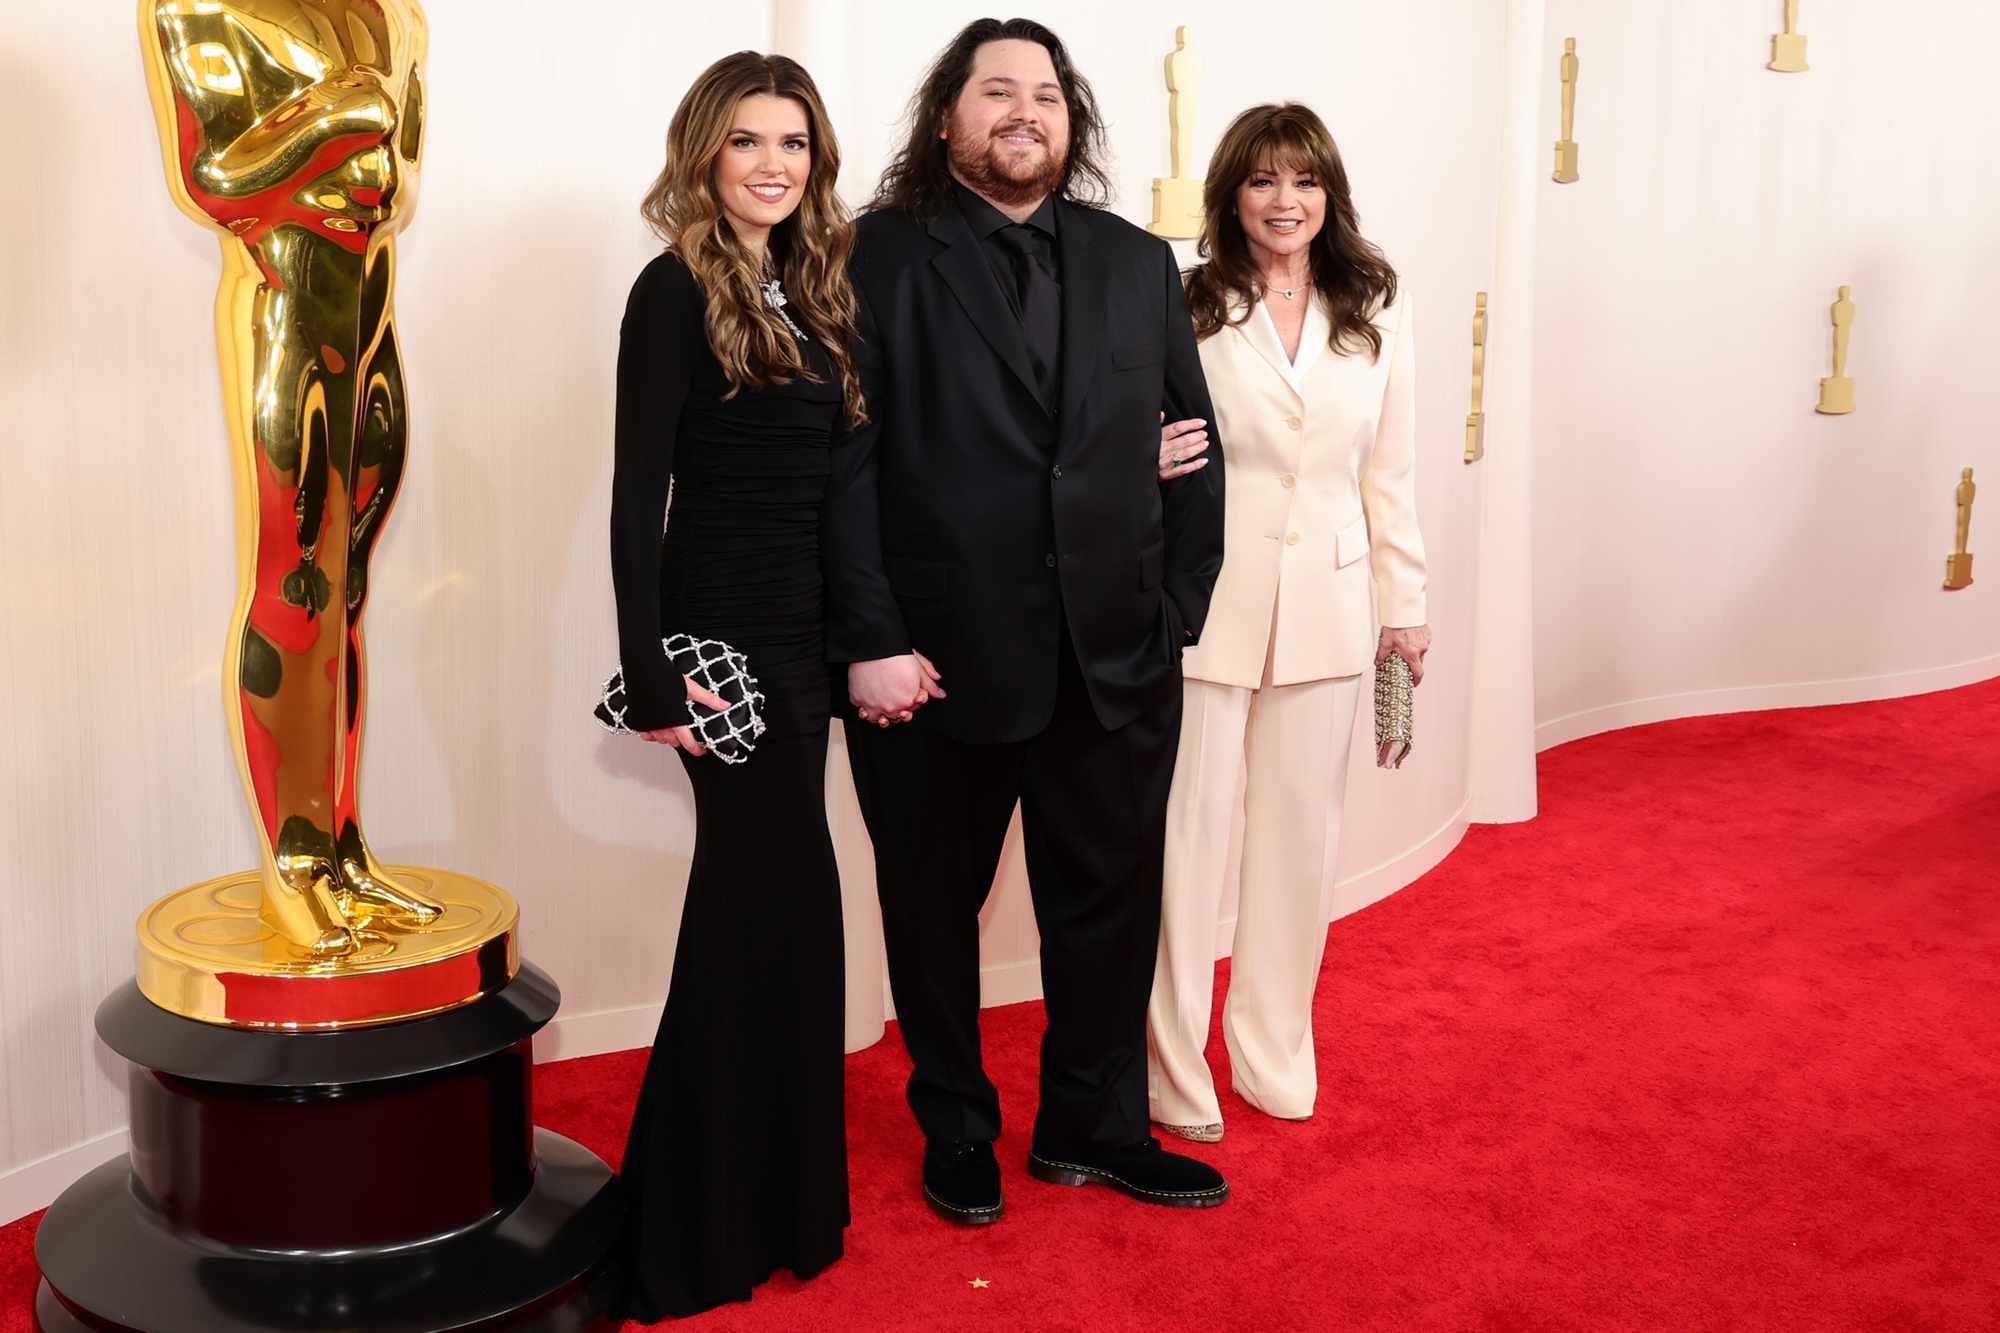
[1552,140,1579,184]
[137,865,517,1029]
[1817,375,1855,414]
[1945,553,1974,590]
[34,967,620,1332]
[1464,413,1485,463]
[1148,176,1204,240]
[1768,33,1808,72]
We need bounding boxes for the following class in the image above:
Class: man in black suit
[824,17,1228,1223]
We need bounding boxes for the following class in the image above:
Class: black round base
[33,1131,619,1333]
[33,967,624,1332]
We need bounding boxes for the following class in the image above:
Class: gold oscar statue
[1817,285,1856,414]
[1148,25,1204,240]
[1464,291,1489,463]
[1553,38,1580,184]
[1769,0,1809,73]
[1945,468,1976,590]
[138,0,516,1027]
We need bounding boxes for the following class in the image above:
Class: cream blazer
[1181,291,1427,689]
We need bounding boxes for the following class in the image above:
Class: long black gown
[607,251,847,1320]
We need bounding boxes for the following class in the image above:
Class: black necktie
[996,224,1060,407]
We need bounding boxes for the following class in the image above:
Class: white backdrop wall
[1530,1,2000,747]
[1,0,1514,1218]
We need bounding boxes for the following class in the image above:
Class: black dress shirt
[952,181,1062,312]
[952,181,1063,406]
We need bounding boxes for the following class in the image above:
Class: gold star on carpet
[969,1277,991,1289]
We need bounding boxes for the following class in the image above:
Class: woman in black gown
[607,52,899,1320]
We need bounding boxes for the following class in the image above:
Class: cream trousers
[1145,658,1362,1127]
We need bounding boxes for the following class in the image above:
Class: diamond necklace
[759,269,810,342]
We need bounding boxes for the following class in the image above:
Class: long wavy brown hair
[1184,103,1398,360]
[641,52,865,424]
[866,18,1113,218]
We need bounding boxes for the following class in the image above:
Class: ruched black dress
[608,251,847,1321]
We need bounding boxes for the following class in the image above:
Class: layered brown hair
[641,52,866,424]
[867,17,1112,218]
[1184,103,1398,360]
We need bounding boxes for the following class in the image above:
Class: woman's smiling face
[714,93,811,245]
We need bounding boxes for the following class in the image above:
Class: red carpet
[7,680,1998,1330]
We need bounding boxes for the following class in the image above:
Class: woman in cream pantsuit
[1147,103,1431,1141]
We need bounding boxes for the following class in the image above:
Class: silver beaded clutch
[594,633,767,765]
[1374,652,1414,769]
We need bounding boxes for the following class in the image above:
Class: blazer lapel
[1054,200,1108,443]
[1235,297,1307,406]
[925,211,1048,416]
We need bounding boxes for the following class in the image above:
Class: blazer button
[1045,553,1058,568]
[1279,473,1297,489]
[1285,414,1303,431]
[1285,532,1301,546]
[1051,465,1063,479]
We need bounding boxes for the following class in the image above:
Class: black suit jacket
[824,197,1226,744]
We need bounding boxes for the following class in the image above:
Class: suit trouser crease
[848,650,1178,1154]
[1147,667,1361,1125]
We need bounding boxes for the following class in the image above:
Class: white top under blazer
[1181,289,1428,690]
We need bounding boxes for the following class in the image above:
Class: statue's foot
[262,864,360,958]
[341,864,446,926]
[334,823,446,927]
[306,924,361,956]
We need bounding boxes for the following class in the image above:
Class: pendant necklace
[759,261,810,341]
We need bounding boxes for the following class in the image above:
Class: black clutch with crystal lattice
[594,633,767,765]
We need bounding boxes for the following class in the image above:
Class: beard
[947,117,1068,207]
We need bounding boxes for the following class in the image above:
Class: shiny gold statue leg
[225,629,356,958]
[333,244,442,927]
[212,243,360,958]
[234,238,382,956]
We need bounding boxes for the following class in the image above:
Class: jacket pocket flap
[1335,515,1371,568]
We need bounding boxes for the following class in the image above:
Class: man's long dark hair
[867,18,1113,217]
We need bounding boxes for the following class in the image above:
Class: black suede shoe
[1027,1137,1229,1209]
[923,1140,1004,1226]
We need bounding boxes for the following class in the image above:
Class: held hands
[849,652,945,728]
[639,676,734,757]
[1158,412,1210,480]
[1375,625,1433,687]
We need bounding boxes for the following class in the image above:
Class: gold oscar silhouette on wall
[1945,468,1976,590]
[1148,25,1204,239]
[1769,0,1809,73]
[138,0,517,1028]
[1464,292,1488,463]
[1553,38,1580,184]
[1817,285,1857,414]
